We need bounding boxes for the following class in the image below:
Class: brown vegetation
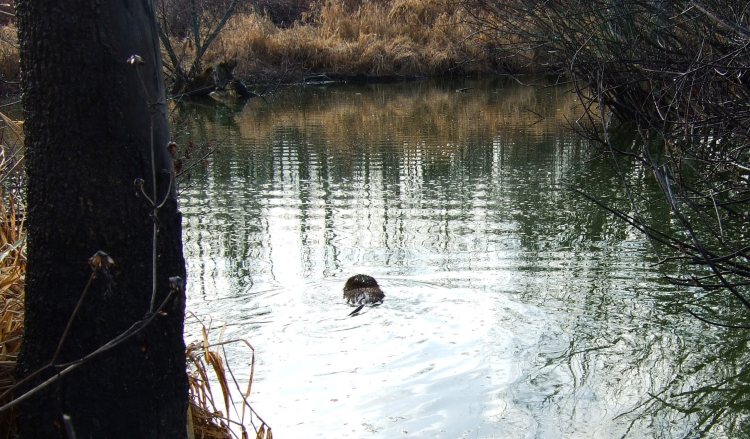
[0,24,19,95]
[0,185,22,438]
[4,1,536,95]
[168,0,509,84]
[0,113,25,438]
[186,323,271,439]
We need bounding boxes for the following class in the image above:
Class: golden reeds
[0,188,23,439]
[0,112,24,439]
[6,1,536,91]
[208,0,497,81]
[3,0,552,97]
[186,319,271,439]
[0,25,19,86]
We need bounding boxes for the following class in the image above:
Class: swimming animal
[343,274,384,316]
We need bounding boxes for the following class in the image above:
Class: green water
[178,78,749,438]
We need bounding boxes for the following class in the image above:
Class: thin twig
[0,291,176,413]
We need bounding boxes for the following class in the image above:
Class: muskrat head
[344,274,379,291]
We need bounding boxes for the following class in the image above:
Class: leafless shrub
[463,0,750,433]
[464,0,750,323]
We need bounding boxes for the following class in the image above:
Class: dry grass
[0,188,23,439]
[0,112,24,439]
[0,25,19,87]
[3,2,543,95]
[209,0,500,82]
[186,319,271,439]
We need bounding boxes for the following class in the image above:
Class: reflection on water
[178,78,748,437]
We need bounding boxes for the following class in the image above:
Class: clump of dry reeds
[208,0,498,82]
[186,320,272,439]
[0,190,23,439]
[0,24,19,91]
[4,1,537,96]
[0,112,25,439]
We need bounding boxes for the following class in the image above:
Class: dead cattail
[186,317,271,439]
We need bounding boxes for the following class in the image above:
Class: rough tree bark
[15,1,187,437]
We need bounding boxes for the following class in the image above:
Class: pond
[177,78,747,438]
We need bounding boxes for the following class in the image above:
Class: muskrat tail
[347,304,365,317]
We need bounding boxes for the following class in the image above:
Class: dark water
[177,78,748,438]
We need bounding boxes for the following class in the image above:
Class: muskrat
[343,274,385,306]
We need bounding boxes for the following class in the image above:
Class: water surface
[178,78,744,438]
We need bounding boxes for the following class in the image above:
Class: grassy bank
[1,0,539,92]
[218,0,491,81]
[161,0,534,86]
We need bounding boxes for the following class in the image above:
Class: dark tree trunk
[16,1,187,438]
